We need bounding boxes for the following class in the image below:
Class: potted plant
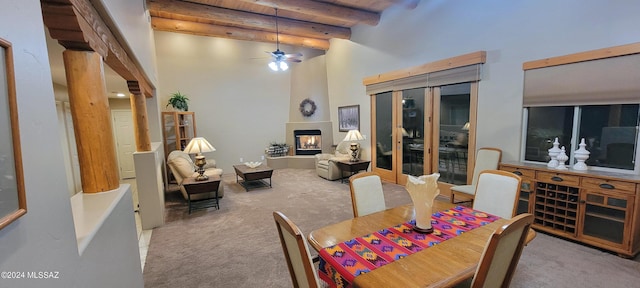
[166,91,189,111]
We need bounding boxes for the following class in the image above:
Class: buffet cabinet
[500,162,640,258]
[161,111,196,158]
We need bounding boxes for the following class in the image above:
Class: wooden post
[128,81,152,152]
[63,50,119,193]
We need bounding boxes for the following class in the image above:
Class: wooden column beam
[151,18,330,50]
[147,0,351,40]
[128,81,152,152]
[63,50,119,193]
[42,0,155,98]
[213,0,380,26]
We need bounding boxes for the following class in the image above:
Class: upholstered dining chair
[349,172,386,217]
[450,147,502,204]
[465,213,535,288]
[472,170,521,219]
[472,170,536,245]
[273,211,320,288]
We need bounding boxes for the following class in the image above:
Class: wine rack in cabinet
[500,162,640,258]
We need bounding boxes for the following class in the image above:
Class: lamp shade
[183,137,216,154]
[343,130,365,141]
[462,122,470,130]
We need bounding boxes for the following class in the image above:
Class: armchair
[315,141,351,180]
[167,150,224,200]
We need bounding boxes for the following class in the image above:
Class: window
[523,104,639,172]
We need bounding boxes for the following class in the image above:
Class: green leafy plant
[166,91,189,111]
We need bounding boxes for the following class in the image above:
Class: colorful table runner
[318,206,499,288]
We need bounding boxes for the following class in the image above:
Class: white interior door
[112,110,136,179]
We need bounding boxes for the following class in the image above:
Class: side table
[335,160,371,183]
[182,175,221,214]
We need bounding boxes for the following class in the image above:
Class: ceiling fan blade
[286,58,302,63]
[284,52,303,58]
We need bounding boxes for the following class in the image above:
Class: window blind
[523,53,640,107]
[365,64,482,95]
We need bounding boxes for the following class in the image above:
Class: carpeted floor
[143,168,640,287]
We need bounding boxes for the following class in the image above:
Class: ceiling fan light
[279,61,288,71]
[268,61,278,71]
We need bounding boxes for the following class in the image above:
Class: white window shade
[523,54,640,107]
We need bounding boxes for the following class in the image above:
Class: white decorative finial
[547,137,562,168]
[573,138,590,171]
[555,146,569,170]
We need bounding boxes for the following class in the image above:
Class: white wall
[326,0,640,162]
[155,31,328,172]
[0,1,153,287]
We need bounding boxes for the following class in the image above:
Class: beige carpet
[143,168,640,287]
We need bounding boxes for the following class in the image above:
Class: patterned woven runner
[318,206,499,288]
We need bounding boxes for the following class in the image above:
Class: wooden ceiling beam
[41,0,154,98]
[151,17,330,50]
[148,0,351,40]
[212,0,380,26]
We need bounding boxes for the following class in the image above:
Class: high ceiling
[147,0,420,50]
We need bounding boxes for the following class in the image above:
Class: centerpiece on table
[405,173,440,233]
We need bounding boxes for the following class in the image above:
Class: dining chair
[450,147,502,204]
[468,213,535,288]
[472,170,521,219]
[472,169,537,245]
[273,211,320,288]
[349,172,386,217]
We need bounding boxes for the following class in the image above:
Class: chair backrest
[273,211,320,288]
[473,170,522,219]
[470,148,502,185]
[349,172,386,217]
[471,213,534,288]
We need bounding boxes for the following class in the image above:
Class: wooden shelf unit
[161,111,196,158]
[500,161,640,258]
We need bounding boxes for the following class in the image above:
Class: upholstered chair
[273,211,321,288]
[458,213,534,288]
[472,170,521,219]
[349,172,386,217]
[450,147,502,204]
[314,141,352,180]
[167,150,224,200]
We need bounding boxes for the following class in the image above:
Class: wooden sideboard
[500,161,640,258]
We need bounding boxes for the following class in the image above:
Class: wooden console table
[500,161,640,257]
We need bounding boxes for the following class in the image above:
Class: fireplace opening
[294,130,322,155]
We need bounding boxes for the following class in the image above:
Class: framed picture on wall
[0,38,26,230]
[338,105,360,132]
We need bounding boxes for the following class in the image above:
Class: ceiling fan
[267,8,302,71]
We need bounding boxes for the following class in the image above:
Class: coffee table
[233,164,274,191]
[182,175,221,214]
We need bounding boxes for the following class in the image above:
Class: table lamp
[343,129,365,162]
[183,137,216,181]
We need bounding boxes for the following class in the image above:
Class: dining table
[308,200,532,288]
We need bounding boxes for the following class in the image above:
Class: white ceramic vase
[573,138,590,171]
[405,173,440,233]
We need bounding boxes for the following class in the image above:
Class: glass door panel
[401,88,426,177]
[438,83,470,185]
[373,92,394,179]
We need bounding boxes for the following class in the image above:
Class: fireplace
[294,130,322,155]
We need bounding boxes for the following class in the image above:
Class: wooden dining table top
[308,200,514,288]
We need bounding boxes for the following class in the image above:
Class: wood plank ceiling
[147,0,420,50]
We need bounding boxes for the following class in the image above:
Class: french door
[372,83,477,196]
